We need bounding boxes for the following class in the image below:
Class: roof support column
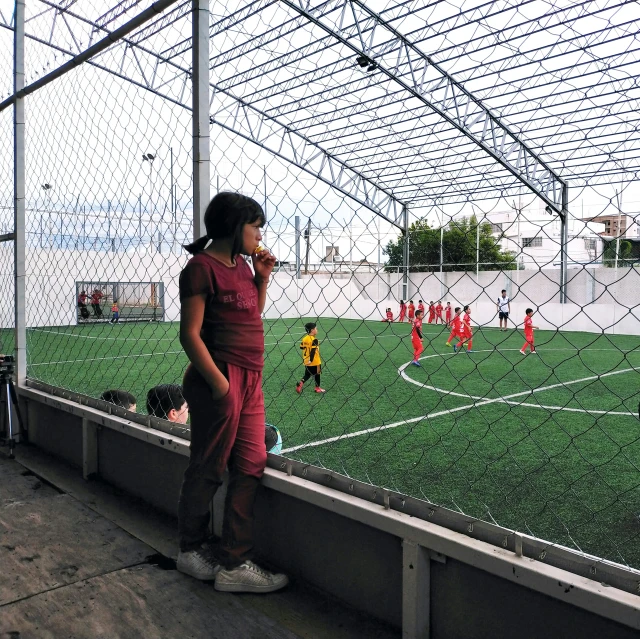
[192,0,210,240]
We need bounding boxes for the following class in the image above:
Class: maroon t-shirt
[179,252,264,371]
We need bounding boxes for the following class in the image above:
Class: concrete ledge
[14,384,640,637]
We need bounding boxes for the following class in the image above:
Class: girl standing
[177,192,287,593]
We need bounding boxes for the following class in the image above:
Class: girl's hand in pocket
[211,379,230,401]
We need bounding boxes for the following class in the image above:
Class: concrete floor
[0,447,399,639]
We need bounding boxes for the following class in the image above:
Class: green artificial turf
[17,318,640,568]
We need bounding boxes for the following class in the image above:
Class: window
[522,237,542,248]
[584,238,597,251]
[490,223,503,234]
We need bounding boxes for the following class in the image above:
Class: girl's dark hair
[184,191,266,256]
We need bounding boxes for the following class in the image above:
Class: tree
[602,239,632,267]
[384,215,516,272]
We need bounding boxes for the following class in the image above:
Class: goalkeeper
[296,322,326,394]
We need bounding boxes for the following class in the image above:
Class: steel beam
[280,0,566,213]
[0,2,405,228]
[0,0,183,113]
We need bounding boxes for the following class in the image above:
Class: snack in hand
[254,245,264,254]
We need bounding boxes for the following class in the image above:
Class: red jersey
[417,303,425,314]
[91,291,103,304]
[428,304,435,316]
[386,310,393,321]
[180,253,264,371]
[411,317,423,341]
[400,303,407,313]
[78,293,88,305]
[463,312,472,334]
[408,304,415,318]
[435,304,443,316]
[451,314,462,333]
[524,315,533,335]
[445,306,452,321]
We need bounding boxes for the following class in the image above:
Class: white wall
[1,245,638,336]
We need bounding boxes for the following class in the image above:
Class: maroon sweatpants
[178,362,267,567]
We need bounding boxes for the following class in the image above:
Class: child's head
[418,299,422,304]
[415,309,424,318]
[184,191,266,257]
[100,389,137,412]
[526,308,534,316]
[410,300,413,303]
[400,300,404,304]
[146,384,189,424]
[446,301,450,306]
[501,289,507,295]
[454,307,461,314]
[464,305,471,313]
[305,322,318,336]
[437,300,441,304]
[429,301,434,305]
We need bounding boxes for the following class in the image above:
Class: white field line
[31,327,304,343]
[30,350,186,367]
[283,362,639,453]
[30,332,407,366]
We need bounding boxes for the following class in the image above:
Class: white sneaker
[215,560,289,593]
[520,350,526,355]
[177,548,221,581]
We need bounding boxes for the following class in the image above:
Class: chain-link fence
[2,0,640,579]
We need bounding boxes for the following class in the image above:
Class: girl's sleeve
[180,260,215,300]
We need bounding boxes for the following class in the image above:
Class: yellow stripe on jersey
[300,334,321,366]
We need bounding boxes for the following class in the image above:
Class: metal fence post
[402,206,409,301]
[14,0,26,393]
[192,0,210,240]
[560,183,569,303]
[295,215,301,279]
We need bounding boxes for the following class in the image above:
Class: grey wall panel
[430,558,638,639]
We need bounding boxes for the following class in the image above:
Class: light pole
[41,183,52,248]
[142,152,155,250]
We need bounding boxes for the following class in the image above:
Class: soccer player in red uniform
[444,302,452,326]
[435,301,443,324]
[427,301,436,324]
[455,305,473,353]
[386,308,394,322]
[410,309,425,366]
[90,289,104,318]
[445,307,463,347]
[398,300,407,322]
[417,300,425,315]
[408,300,415,321]
[520,308,539,354]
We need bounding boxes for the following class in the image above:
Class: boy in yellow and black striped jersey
[296,322,326,394]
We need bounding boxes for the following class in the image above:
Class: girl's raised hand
[252,247,277,280]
